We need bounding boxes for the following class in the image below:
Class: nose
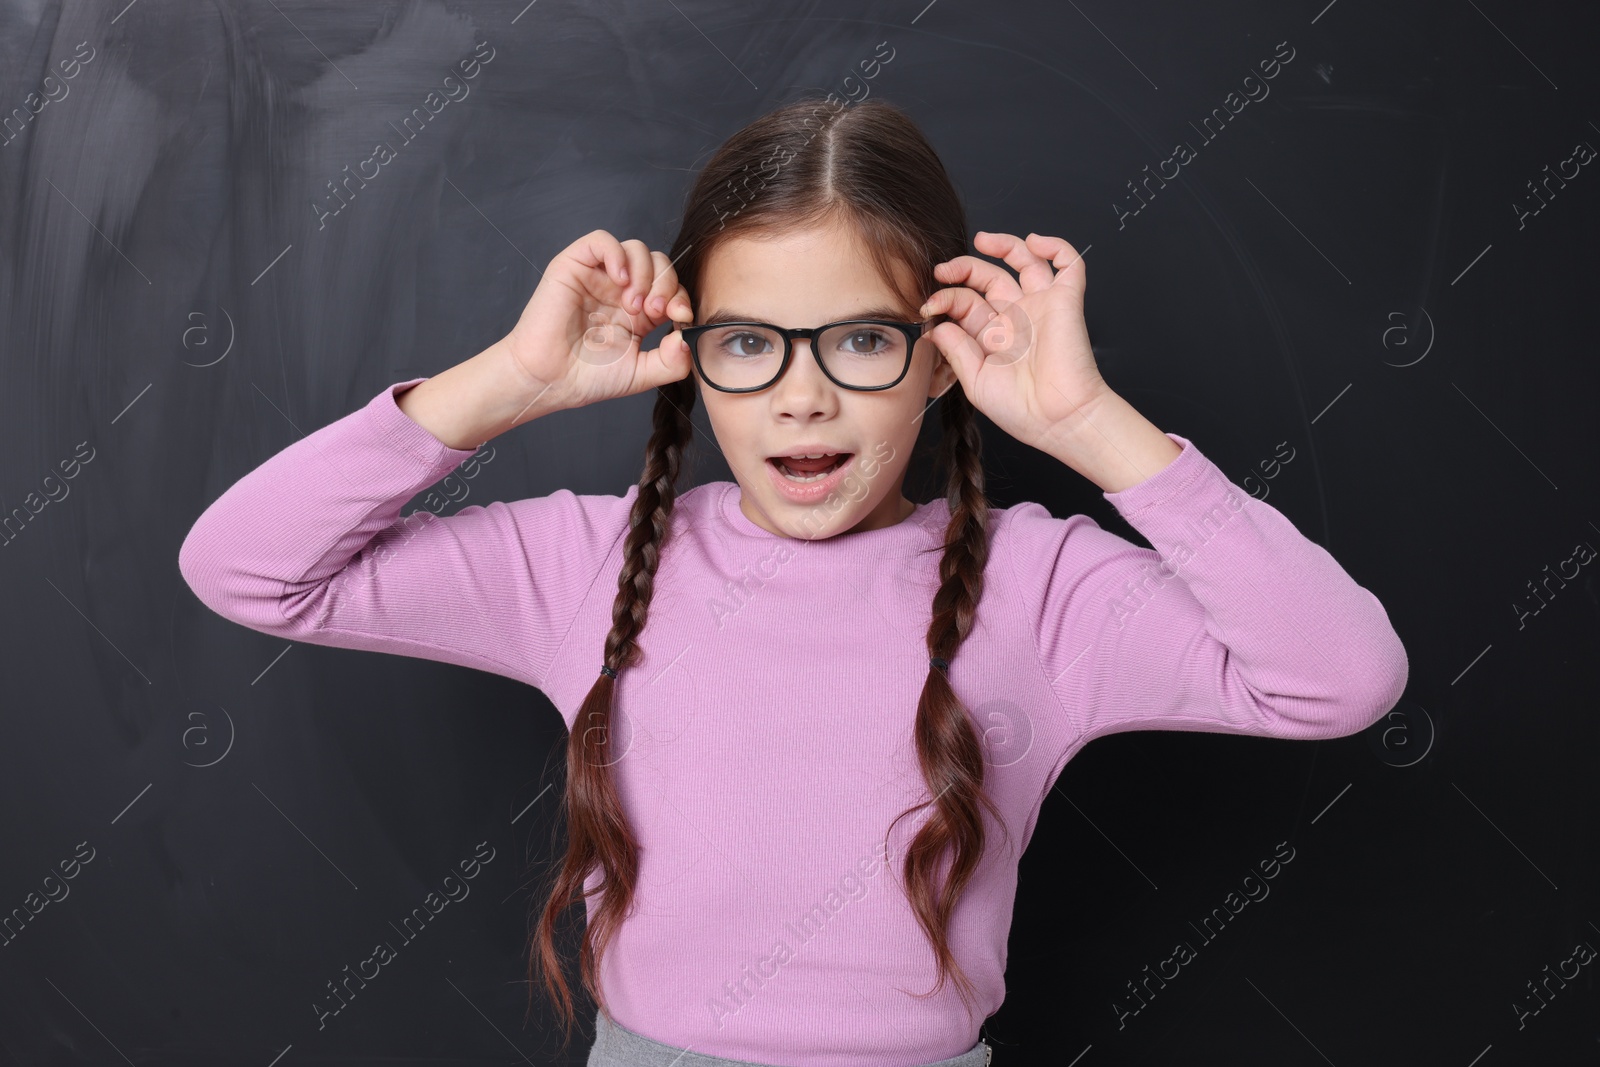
[768,337,837,415]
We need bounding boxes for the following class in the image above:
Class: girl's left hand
[919,232,1109,451]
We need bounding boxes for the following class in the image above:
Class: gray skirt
[585,1009,993,1066]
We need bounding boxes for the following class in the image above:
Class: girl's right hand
[501,229,696,415]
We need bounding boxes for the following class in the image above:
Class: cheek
[836,466,873,503]
[700,395,781,486]
[848,419,911,487]
[697,391,748,448]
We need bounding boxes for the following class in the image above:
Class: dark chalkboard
[1,1,1596,1063]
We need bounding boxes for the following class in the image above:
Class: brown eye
[839,329,892,355]
[725,332,773,357]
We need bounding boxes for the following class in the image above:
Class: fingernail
[629,293,642,311]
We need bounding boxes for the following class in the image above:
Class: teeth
[775,454,845,483]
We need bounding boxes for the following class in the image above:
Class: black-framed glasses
[682,317,940,393]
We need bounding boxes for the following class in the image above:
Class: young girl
[179,98,1408,1066]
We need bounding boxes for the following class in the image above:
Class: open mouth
[768,453,852,483]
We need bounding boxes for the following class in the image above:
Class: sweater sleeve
[177,377,635,693]
[1004,432,1409,743]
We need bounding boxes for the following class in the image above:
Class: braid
[889,382,1009,1018]
[601,384,693,676]
[929,379,990,658]
[527,377,696,1054]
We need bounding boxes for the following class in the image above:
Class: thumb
[634,327,695,392]
[926,319,986,396]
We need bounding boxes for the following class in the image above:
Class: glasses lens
[695,324,785,390]
[817,321,911,387]
[695,321,910,390]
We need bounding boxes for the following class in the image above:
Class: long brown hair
[526,97,1007,1052]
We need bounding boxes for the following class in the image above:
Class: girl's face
[693,216,957,540]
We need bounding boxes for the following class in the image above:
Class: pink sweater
[178,377,1408,1065]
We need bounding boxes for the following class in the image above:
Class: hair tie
[599,664,617,679]
[930,657,949,672]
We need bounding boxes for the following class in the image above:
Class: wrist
[486,334,571,426]
[396,339,566,451]
[1043,388,1181,494]
[1041,383,1117,457]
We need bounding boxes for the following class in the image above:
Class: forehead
[697,220,917,323]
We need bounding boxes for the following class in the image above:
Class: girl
[179,98,1408,1066]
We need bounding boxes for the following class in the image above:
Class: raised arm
[1005,430,1410,743]
[178,375,636,692]
[917,231,1407,742]
[180,227,700,697]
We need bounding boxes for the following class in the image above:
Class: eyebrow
[700,304,916,326]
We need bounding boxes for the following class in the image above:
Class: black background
[1,0,1596,1063]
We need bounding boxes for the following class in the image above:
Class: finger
[923,285,1035,367]
[920,285,998,337]
[618,239,656,314]
[635,322,695,391]
[643,250,682,320]
[666,283,694,324]
[925,319,987,395]
[932,254,1024,307]
[1023,233,1088,294]
[642,262,694,331]
[975,230,1055,295]
[570,229,631,292]
[919,287,996,389]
